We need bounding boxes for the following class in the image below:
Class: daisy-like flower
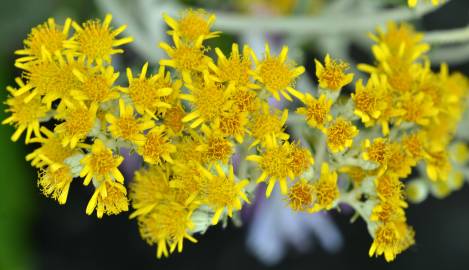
[218,111,249,143]
[106,99,155,145]
[15,53,87,109]
[120,63,174,118]
[247,102,289,148]
[163,9,220,42]
[247,139,310,197]
[196,125,233,165]
[425,148,451,182]
[296,93,333,131]
[65,14,133,64]
[369,222,415,262]
[38,166,74,205]
[352,75,388,126]
[15,17,72,64]
[398,92,438,126]
[315,54,354,91]
[363,137,391,168]
[180,72,232,128]
[326,117,359,153]
[287,179,315,212]
[160,35,211,82]
[2,78,48,143]
[54,102,98,149]
[79,139,124,186]
[209,43,259,90]
[198,163,250,225]
[310,163,339,213]
[26,127,77,171]
[137,125,176,165]
[252,44,305,101]
[71,65,120,104]
[86,179,129,218]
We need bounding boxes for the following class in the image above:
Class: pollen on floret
[315,54,354,91]
[326,117,358,153]
[66,14,133,64]
[363,138,390,166]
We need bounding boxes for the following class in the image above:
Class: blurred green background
[0,1,468,270]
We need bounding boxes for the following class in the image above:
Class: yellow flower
[54,102,98,149]
[408,0,444,8]
[137,125,176,165]
[15,17,71,64]
[247,102,289,148]
[26,127,77,171]
[289,142,314,176]
[326,117,358,153]
[315,54,354,91]
[287,179,315,211]
[181,72,232,128]
[375,173,406,203]
[363,137,390,167]
[163,105,186,135]
[231,88,260,113]
[160,35,211,82]
[402,131,427,164]
[296,93,333,131]
[398,92,438,126]
[369,222,415,262]
[71,65,120,104]
[106,99,155,145]
[86,179,128,218]
[38,166,74,205]
[15,54,87,109]
[65,14,133,64]
[425,149,451,182]
[199,164,250,225]
[163,9,220,42]
[370,201,406,224]
[252,44,305,101]
[210,43,258,90]
[310,163,339,212]
[340,166,370,186]
[2,79,48,143]
[352,75,388,126]
[137,200,197,258]
[120,63,173,118]
[218,112,249,143]
[80,139,124,186]
[385,143,414,178]
[196,125,233,165]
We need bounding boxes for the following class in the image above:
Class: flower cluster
[3,9,468,262]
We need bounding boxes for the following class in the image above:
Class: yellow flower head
[218,112,249,143]
[181,72,232,128]
[196,126,233,165]
[2,79,48,143]
[163,9,220,42]
[247,139,297,197]
[26,127,77,171]
[352,75,388,126]
[137,201,197,258]
[210,43,258,90]
[248,102,289,148]
[252,44,305,101]
[71,65,120,104]
[385,143,414,178]
[369,222,415,262]
[402,131,427,164]
[106,99,155,145]
[310,163,339,212]
[371,201,406,224]
[288,142,314,176]
[231,88,260,113]
[398,92,438,126]
[363,138,390,167]
[15,17,71,64]
[137,125,176,165]
[54,102,98,149]
[375,173,406,203]
[315,54,354,91]
[86,179,128,218]
[38,166,74,205]
[121,63,173,118]
[287,179,315,211]
[66,14,133,64]
[326,117,358,153]
[80,139,124,186]
[296,93,333,131]
[425,149,451,182]
[160,35,211,82]
[408,0,444,8]
[163,105,186,135]
[199,164,250,225]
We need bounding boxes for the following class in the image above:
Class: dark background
[1,0,468,269]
